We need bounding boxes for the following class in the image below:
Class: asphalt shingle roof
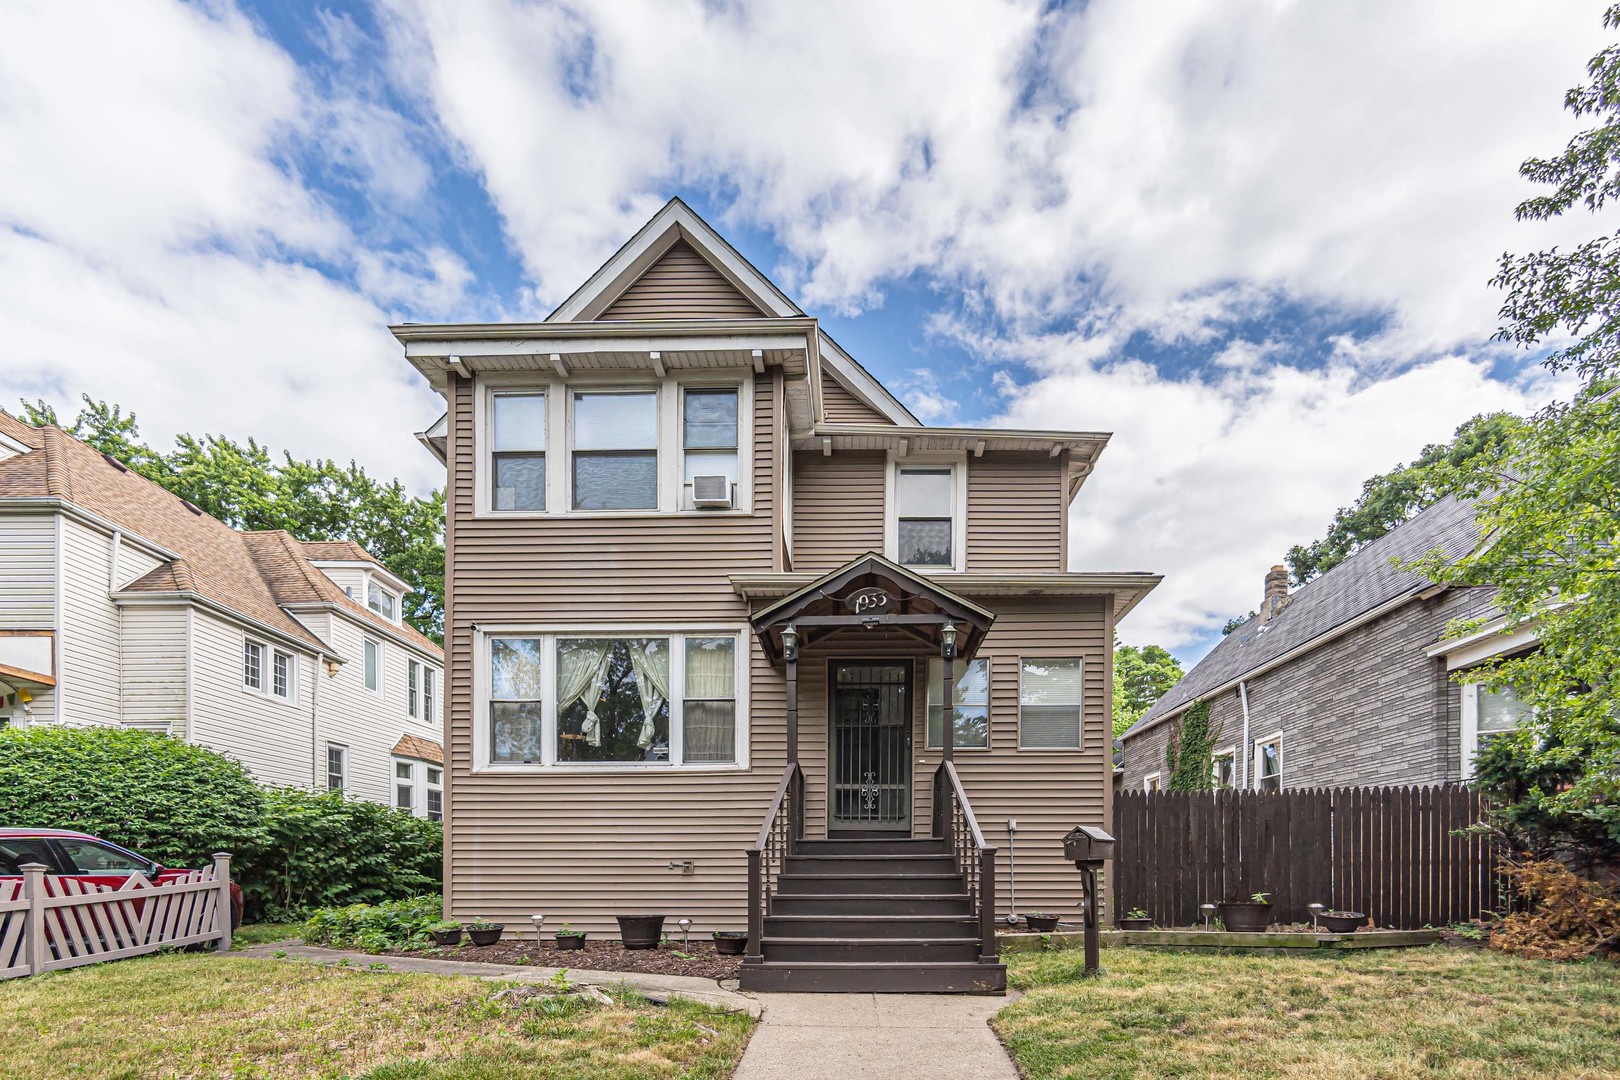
[1122,494,1484,740]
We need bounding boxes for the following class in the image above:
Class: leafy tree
[1113,636,1183,736]
[1164,700,1218,792]
[1220,611,1254,636]
[1285,412,1524,585]
[20,395,445,642]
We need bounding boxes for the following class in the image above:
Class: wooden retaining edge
[996,929,1442,954]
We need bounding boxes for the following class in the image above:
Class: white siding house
[0,412,444,813]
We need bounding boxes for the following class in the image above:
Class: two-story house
[401,198,1160,992]
[0,414,445,817]
[1117,495,1531,793]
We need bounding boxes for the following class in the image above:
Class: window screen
[490,637,544,763]
[1019,657,1082,748]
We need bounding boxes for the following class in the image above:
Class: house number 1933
[844,587,892,615]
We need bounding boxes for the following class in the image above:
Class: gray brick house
[1118,496,1538,792]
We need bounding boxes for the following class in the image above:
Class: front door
[829,661,912,833]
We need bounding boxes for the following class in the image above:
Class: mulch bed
[388,938,742,981]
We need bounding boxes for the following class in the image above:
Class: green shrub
[234,787,442,921]
[302,895,444,952]
[0,726,266,866]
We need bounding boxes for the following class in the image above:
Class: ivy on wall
[1163,700,1219,792]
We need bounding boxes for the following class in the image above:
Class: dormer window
[367,582,397,622]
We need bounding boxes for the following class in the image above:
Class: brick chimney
[1259,564,1291,623]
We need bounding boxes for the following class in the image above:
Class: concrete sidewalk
[235,942,760,1017]
[733,992,1021,1080]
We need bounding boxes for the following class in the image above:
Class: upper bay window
[492,392,547,511]
[681,388,739,509]
[483,629,746,769]
[572,391,659,510]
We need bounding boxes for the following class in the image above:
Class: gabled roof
[0,412,440,661]
[1122,495,1483,741]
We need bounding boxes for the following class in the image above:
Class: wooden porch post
[940,642,955,764]
[785,655,799,766]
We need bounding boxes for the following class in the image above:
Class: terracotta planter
[616,914,667,950]
[1216,902,1271,933]
[1024,914,1061,932]
[554,933,587,950]
[1117,917,1154,930]
[1318,911,1368,934]
[468,926,504,946]
[431,928,463,946]
[713,932,748,956]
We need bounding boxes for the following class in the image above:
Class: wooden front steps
[739,838,1007,994]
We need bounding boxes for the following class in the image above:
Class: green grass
[0,952,753,1078]
[232,921,301,948]
[995,946,1620,1079]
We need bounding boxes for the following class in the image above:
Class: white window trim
[472,624,752,774]
[924,657,991,751]
[1459,681,1532,780]
[326,743,348,792]
[242,638,264,692]
[425,764,443,822]
[473,372,753,519]
[367,580,399,623]
[1212,745,1236,787]
[1143,771,1162,792]
[1252,731,1283,791]
[884,452,968,573]
[393,757,417,814]
[362,637,384,698]
[243,637,298,703]
[1016,655,1086,751]
[678,382,745,512]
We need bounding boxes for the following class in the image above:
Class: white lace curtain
[557,638,670,749]
[627,640,669,750]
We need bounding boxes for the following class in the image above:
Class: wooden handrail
[746,762,802,963]
[934,760,999,965]
[750,762,801,851]
[938,761,989,851]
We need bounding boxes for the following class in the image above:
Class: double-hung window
[926,658,990,749]
[363,638,382,695]
[486,631,744,768]
[681,388,739,509]
[1212,747,1236,789]
[423,668,436,725]
[426,767,443,821]
[408,660,438,723]
[242,640,263,691]
[395,761,414,811]
[1019,657,1083,748]
[896,466,956,568]
[492,392,547,511]
[572,391,658,510]
[1461,683,1532,778]
[271,650,294,700]
[1254,734,1282,792]
[326,744,347,792]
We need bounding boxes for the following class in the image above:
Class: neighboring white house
[0,412,444,818]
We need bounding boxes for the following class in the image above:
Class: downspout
[1238,681,1253,789]
[311,650,323,790]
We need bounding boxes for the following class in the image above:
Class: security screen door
[829,661,912,832]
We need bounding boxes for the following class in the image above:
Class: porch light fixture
[941,622,959,660]
[781,625,799,663]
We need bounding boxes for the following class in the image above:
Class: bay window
[926,657,990,749]
[572,391,658,510]
[681,388,739,509]
[426,767,443,821]
[1019,657,1083,748]
[492,392,547,511]
[482,629,746,769]
[395,761,414,811]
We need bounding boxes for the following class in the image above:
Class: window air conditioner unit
[692,475,733,509]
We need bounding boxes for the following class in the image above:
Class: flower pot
[616,914,667,950]
[554,933,587,950]
[468,925,504,946]
[1024,914,1061,933]
[1216,901,1271,933]
[713,932,748,956]
[431,928,463,946]
[1317,911,1368,934]
[1117,917,1155,930]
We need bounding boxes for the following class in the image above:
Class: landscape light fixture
[530,914,545,937]
[677,917,692,946]
[1200,903,1217,929]
[1308,903,1325,931]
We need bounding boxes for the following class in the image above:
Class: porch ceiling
[733,570,1164,622]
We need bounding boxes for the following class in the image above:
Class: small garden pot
[431,928,463,946]
[713,932,748,956]
[1117,917,1155,930]
[468,925,504,947]
[1024,913,1061,933]
[1317,911,1368,934]
[616,914,667,950]
[554,933,587,950]
[1216,901,1272,933]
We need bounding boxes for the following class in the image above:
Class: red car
[0,828,243,929]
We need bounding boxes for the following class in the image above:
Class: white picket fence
[0,854,233,979]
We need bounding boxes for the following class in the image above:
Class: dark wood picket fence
[1112,786,1503,928]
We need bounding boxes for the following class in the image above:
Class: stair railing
[745,762,803,963]
[933,761,999,964]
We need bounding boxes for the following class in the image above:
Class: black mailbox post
[1062,825,1115,976]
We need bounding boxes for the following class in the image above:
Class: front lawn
[995,946,1620,1079]
[0,952,753,1079]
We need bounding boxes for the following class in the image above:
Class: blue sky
[0,0,1605,662]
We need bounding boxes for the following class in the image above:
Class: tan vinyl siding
[790,449,886,571]
[0,513,55,628]
[118,605,187,732]
[821,372,891,424]
[965,452,1064,573]
[443,370,782,932]
[58,518,120,725]
[597,240,765,320]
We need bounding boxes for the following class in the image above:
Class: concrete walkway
[733,992,1021,1080]
[235,943,760,1017]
